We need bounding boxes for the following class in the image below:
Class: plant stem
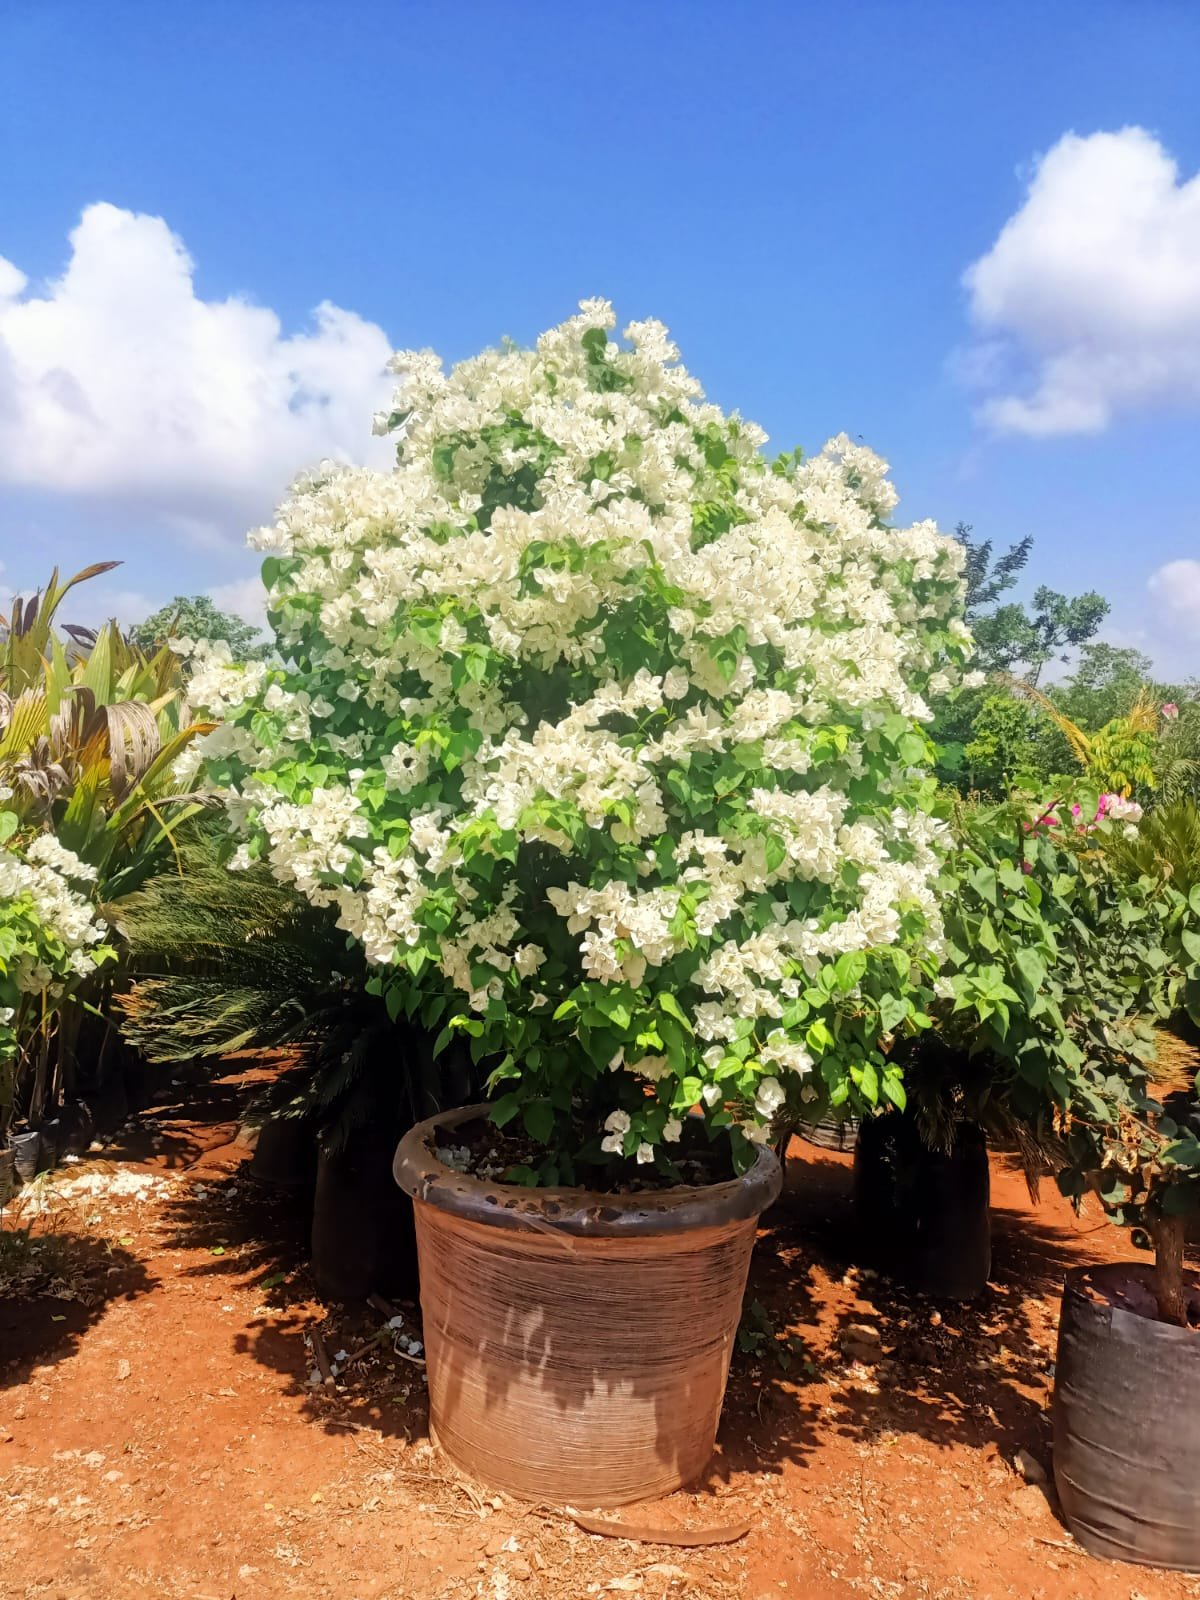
[1150,1212,1189,1328]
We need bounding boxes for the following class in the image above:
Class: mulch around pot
[2,1056,1199,1600]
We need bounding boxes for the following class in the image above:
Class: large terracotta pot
[394,1105,781,1505]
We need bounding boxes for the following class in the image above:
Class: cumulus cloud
[209,574,269,630]
[962,128,1200,435]
[0,203,396,535]
[1148,559,1200,630]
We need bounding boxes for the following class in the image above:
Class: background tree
[958,524,1033,612]
[935,527,1114,792]
[1055,641,1160,728]
[953,524,1109,684]
[130,595,266,662]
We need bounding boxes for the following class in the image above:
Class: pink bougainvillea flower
[1162,702,1179,721]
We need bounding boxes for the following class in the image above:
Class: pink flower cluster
[1022,793,1143,859]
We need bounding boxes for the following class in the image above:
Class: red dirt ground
[2,1058,1199,1600]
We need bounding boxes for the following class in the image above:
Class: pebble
[1008,1484,1046,1520]
[1013,1447,1047,1484]
[840,1323,883,1363]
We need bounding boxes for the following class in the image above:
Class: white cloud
[63,582,159,630]
[209,575,269,630]
[1148,559,1200,630]
[0,203,396,535]
[962,128,1200,435]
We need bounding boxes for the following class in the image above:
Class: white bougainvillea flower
[0,836,114,1070]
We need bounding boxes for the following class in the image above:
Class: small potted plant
[1053,875,1200,1571]
[861,788,1170,1300]
[1,822,115,1183]
[194,302,971,1503]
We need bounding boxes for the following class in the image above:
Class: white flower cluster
[194,302,971,1155]
[0,831,111,1057]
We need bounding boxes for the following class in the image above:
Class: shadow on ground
[0,1224,157,1388]
[98,1053,289,1173]
[714,1140,1137,1493]
[157,1159,425,1444]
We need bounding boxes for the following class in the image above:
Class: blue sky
[1,0,1198,675]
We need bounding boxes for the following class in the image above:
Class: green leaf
[491,1092,521,1129]
[504,1164,540,1187]
[1163,1136,1200,1169]
[877,993,909,1034]
[881,1073,907,1111]
[0,812,17,843]
[969,866,998,905]
[728,1127,757,1176]
[522,1100,555,1145]
[806,1019,834,1054]
[1013,947,1047,996]
[833,950,868,991]
[657,993,693,1032]
[431,1025,453,1059]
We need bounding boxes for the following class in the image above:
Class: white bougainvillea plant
[0,819,114,1116]
[189,301,975,1180]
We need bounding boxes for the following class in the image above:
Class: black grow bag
[1053,1263,1200,1570]
[249,1115,318,1192]
[36,1119,61,1173]
[58,1099,96,1156]
[83,1073,128,1135]
[311,1121,417,1301]
[853,1113,990,1299]
[802,1115,860,1154]
[11,1130,41,1185]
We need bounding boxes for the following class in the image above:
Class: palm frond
[1106,798,1200,899]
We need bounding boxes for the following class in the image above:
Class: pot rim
[1061,1261,1200,1336]
[394,1103,781,1237]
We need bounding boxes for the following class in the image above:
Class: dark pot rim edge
[394,1103,782,1237]
[1060,1261,1200,1343]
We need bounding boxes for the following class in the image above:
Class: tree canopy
[130,595,266,662]
[952,524,1108,684]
